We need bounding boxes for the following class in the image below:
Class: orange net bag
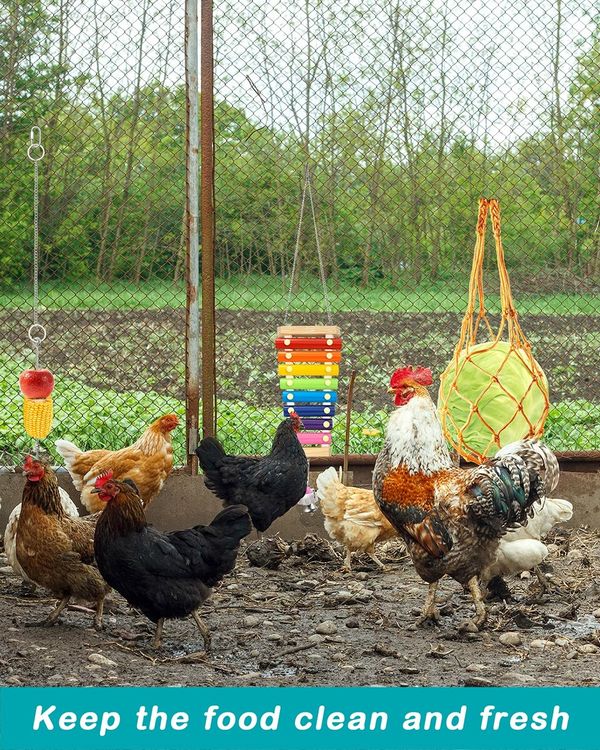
[438,198,550,464]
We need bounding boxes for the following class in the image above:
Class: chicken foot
[26,595,71,628]
[192,610,212,653]
[342,549,387,573]
[417,582,440,625]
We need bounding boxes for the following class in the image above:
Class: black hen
[195,414,308,532]
[93,474,251,649]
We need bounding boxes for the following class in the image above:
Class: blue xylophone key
[281,390,338,404]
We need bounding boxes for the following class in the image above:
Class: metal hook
[27,127,45,162]
[28,323,47,344]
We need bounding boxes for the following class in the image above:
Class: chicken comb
[390,366,433,388]
[94,469,114,488]
[23,454,35,470]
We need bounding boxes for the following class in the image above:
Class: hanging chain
[27,127,46,458]
[284,164,333,325]
[27,127,46,370]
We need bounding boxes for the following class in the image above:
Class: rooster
[373,365,564,628]
[92,472,251,649]
[195,412,308,532]
[316,467,397,571]
[56,413,179,513]
[16,455,109,629]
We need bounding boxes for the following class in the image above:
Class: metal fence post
[200,0,217,438]
[185,0,200,471]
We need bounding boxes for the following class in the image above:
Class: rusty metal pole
[200,0,217,438]
[185,0,200,471]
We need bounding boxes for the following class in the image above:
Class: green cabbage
[438,340,549,460]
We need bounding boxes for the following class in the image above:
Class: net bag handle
[454,197,532,359]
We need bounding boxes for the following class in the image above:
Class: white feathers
[511,496,573,542]
[486,496,573,580]
[4,487,79,583]
[316,466,339,502]
[384,395,453,475]
[316,466,344,521]
[489,539,549,578]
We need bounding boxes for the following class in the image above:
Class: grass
[1,277,598,462]
[1,355,598,466]
[1,276,599,315]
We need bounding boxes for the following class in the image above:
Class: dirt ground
[2,527,600,688]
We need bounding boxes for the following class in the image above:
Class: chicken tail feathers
[468,453,544,538]
[495,439,559,495]
[315,467,344,518]
[195,437,229,501]
[175,504,252,587]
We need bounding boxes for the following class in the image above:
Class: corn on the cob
[23,396,53,439]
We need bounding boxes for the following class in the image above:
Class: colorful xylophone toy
[275,325,342,457]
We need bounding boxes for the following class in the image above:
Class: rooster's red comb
[94,470,114,489]
[23,455,35,470]
[390,366,433,388]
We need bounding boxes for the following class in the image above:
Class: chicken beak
[90,488,101,494]
[387,387,397,394]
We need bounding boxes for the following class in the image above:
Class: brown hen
[16,456,109,629]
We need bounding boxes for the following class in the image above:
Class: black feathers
[195,418,309,532]
[467,453,545,539]
[94,490,251,623]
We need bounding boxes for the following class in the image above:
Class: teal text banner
[0,686,596,750]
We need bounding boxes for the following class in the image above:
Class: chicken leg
[467,577,487,628]
[342,549,353,572]
[151,618,165,649]
[26,595,71,628]
[367,549,387,571]
[192,610,212,652]
[93,596,106,631]
[417,582,440,625]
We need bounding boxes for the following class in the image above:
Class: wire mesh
[213,0,600,456]
[0,0,188,466]
[1,0,598,466]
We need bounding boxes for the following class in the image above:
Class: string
[284,164,333,325]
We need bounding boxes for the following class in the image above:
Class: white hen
[3,486,80,584]
[483,496,573,583]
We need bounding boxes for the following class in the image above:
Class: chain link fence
[0,0,189,466]
[213,0,599,456]
[1,0,598,467]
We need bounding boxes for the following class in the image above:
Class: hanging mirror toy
[18,127,55,452]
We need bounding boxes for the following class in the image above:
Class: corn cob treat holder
[22,395,53,440]
[276,325,342,457]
